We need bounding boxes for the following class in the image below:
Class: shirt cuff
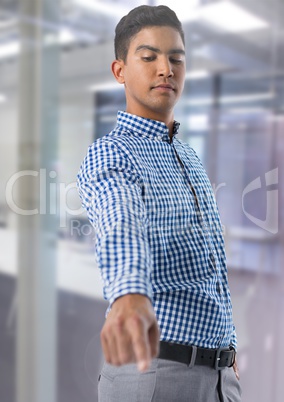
[230,326,238,351]
[103,271,153,315]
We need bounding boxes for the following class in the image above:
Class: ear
[111,59,125,84]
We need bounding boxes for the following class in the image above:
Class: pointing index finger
[127,315,151,372]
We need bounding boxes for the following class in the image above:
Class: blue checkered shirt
[77,111,237,350]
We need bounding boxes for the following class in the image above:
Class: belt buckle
[214,347,228,371]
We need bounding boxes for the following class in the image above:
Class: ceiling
[0,0,283,102]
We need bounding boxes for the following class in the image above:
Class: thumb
[233,360,240,380]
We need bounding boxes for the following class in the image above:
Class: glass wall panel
[0,1,283,401]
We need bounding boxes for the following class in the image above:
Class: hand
[233,357,240,380]
[100,294,160,372]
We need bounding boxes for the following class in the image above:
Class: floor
[0,272,108,402]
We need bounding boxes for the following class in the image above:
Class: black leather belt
[158,341,236,370]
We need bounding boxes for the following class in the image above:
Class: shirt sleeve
[76,139,153,310]
[230,324,238,351]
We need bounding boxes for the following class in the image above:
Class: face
[112,26,186,124]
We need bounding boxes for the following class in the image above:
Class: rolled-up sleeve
[77,140,153,309]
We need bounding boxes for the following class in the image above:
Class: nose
[158,56,173,77]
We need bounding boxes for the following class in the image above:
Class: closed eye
[170,58,183,64]
[142,56,156,62]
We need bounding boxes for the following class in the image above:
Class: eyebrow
[135,45,185,55]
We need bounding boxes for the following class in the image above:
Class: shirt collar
[116,111,180,142]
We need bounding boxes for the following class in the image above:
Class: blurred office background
[0,0,283,401]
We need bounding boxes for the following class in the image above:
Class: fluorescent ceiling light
[199,1,268,32]
[59,29,76,45]
[0,94,7,103]
[45,29,76,46]
[188,98,212,107]
[221,92,274,104]
[73,0,129,18]
[58,28,96,45]
[182,1,268,31]
[155,0,199,23]
[187,114,208,130]
[228,107,267,114]
[185,70,209,80]
[89,81,123,92]
[187,92,274,107]
[0,41,20,60]
[0,28,88,60]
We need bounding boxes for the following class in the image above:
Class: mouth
[152,84,175,91]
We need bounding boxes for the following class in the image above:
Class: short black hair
[114,5,185,62]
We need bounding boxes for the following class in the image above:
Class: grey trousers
[98,358,242,402]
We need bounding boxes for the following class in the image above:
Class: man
[77,5,241,402]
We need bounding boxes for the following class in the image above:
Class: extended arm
[77,141,160,371]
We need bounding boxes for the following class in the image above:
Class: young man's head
[112,5,186,127]
[114,5,185,62]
